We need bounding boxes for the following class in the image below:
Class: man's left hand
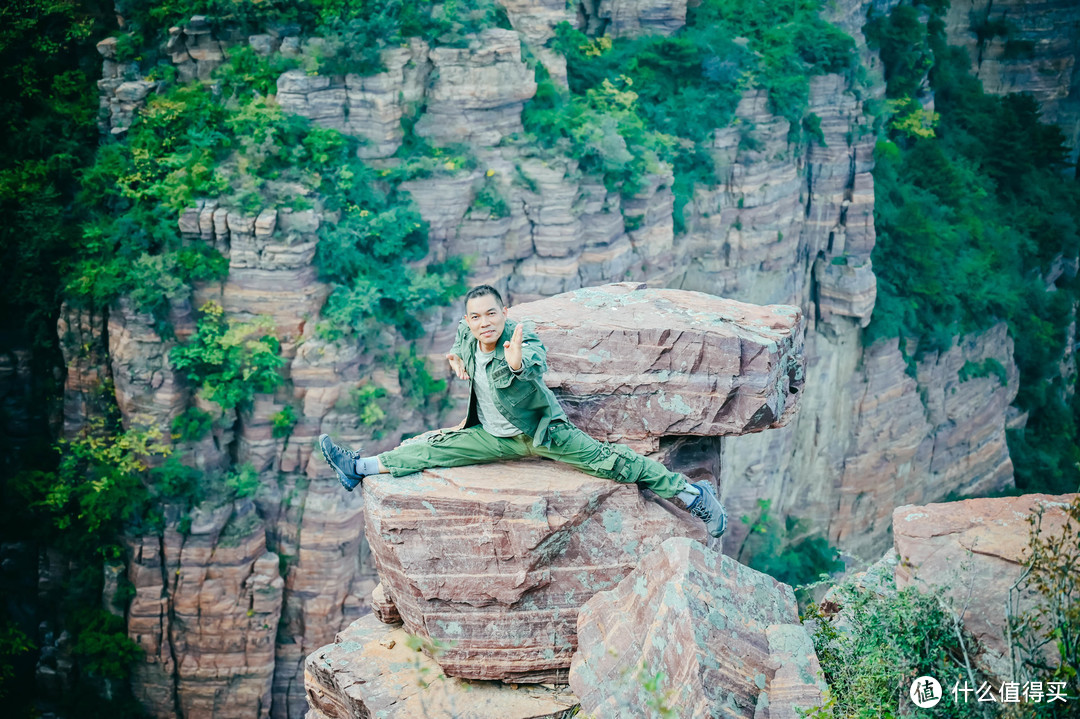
[504,324,524,372]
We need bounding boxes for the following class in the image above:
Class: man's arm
[490,322,547,388]
[446,318,471,380]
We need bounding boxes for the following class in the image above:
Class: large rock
[304,614,579,719]
[570,537,827,718]
[362,460,709,682]
[510,283,805,451]
[127,499,284,719]
[892,493,1080,680]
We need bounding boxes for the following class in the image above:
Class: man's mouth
[481,330,494,337]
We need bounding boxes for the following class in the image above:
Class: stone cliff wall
[65,0,1047,716]
[944,0,1080,167]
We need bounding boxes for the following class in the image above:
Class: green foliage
[70,609,143,680]
[470,170,511,218]
[352,383,391,435]
[1008,496,1080,708]
[271,404,298,438]
[41,417,169,550]
[0,621,35,700]
[738,499,843,608]
[224,463,260,498]
[151,456,203,503]
[806,578,994,718]
[0,0,107,354]
[171,406,214,442]
[865,1,1080,495]
[171,301,285,410]
[958,358,1008,386]
[397,347,449,414]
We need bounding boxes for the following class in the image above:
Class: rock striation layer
[570,537,827,718]
[361,461,709,682]
[510,283,805,451]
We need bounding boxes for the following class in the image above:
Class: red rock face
[362,460,709,682]
[569,537,826,718]
[892,493,1080,680]
[511,283,805,452]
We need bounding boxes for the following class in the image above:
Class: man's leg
[531,421,727,538]
[377,426,530,477]
[531,422,687,497]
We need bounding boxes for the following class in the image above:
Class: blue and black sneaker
[686,481,728,538]
[319,434,364,492]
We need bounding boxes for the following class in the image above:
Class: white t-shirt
[474,347,521,437]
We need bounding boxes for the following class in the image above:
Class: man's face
[465,294,508,348]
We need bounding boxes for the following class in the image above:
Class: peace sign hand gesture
[504,324,524,372]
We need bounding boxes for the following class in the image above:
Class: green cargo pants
[377,421,688,499]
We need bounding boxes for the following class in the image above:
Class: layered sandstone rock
[276,39,431,159]
[304,614,579,718]
[361,461,709,682]
[414,28,537,146]
[107,298,192,435]
[580,0,688,37]
[127,499,284,718]
[510,283,805,451]
[570,537,827,718]
[892,493,1079,680]
[57,301,111,437]
[724,323,1020,560]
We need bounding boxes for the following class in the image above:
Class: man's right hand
[446,353,469,380]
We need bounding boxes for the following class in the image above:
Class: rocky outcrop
[511,283,805,451]
[579,0,688,37]
[57,301,112,437]
[414,28,537,146]
[107,298,191,435]
[361,462,708,682]
[724,323,1020,560]
[127,499,284,718]
[570,537,827,718]
[892,493,1079,681]
[276,39,431,159]
[304,614,579,718]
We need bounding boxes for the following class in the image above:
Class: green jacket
[449,317,568,447]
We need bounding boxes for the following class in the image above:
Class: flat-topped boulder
[361,461,708,682]
[509,283,804,451]
[570,537,827,718]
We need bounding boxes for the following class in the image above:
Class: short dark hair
[464,285,504,311]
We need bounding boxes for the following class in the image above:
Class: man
[319,285,727,537]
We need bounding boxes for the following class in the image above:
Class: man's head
[464,285,508,350]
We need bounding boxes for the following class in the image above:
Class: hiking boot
[686,481,727,538]
[319,434,364,492]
